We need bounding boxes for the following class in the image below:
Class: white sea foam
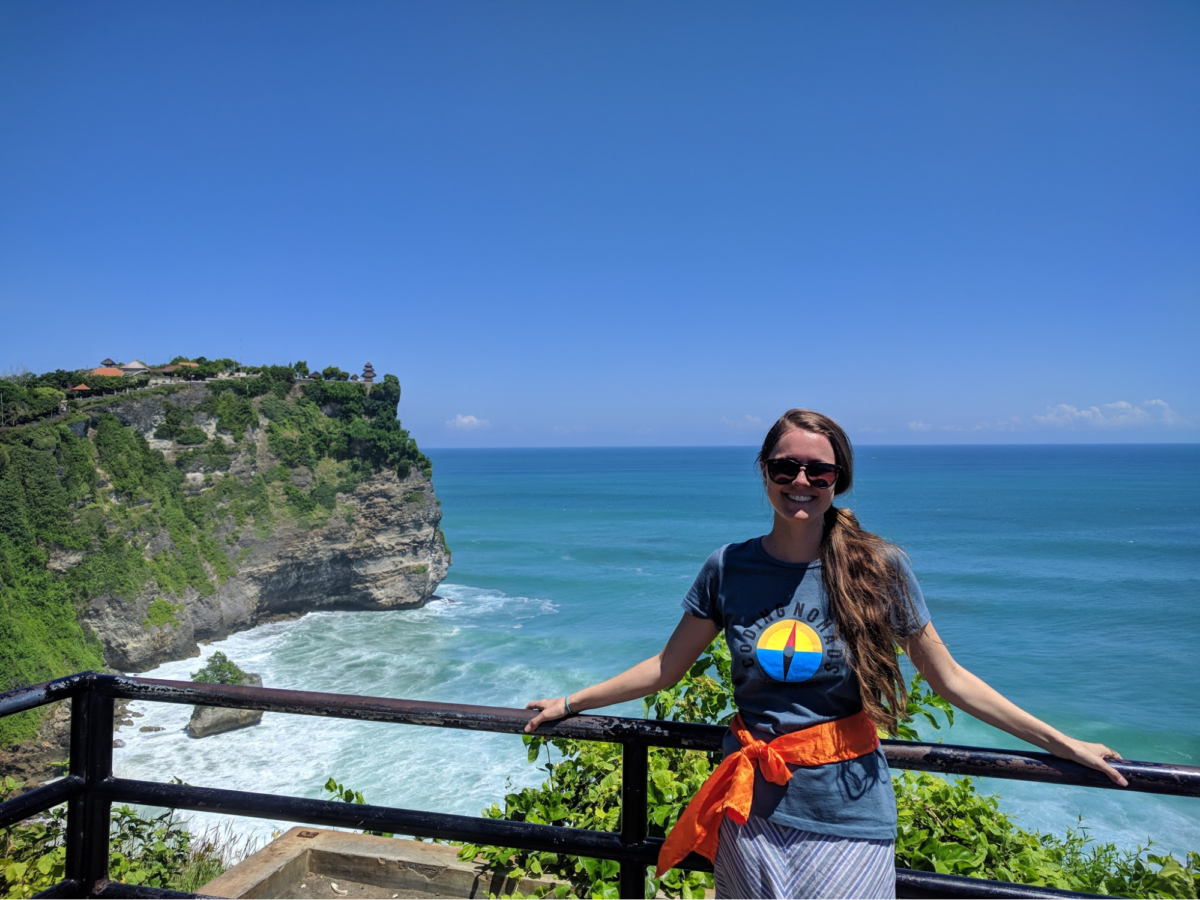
[113,584,570,845]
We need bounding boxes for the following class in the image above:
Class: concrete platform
[199,827,569,899]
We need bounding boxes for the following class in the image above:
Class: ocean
[113,445,1200,857]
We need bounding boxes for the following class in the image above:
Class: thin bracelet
[563,695,574,716]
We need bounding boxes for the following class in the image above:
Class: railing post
[620,740,649,899]
[65,680,113,896]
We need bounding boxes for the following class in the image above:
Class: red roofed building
[70,384,90,392]
[90,367,124,377]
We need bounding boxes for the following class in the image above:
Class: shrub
[153,403,193,441]
[199,393,256,439]
[311,482,337,510]
[282,483,316,514]
[174,427,208,446]
[142,599,182,630]
[190,651,247,686]
[0,777,235,898]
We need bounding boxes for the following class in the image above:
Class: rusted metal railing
[2,672,1199,899]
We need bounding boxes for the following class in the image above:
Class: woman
[525,409,1126,899]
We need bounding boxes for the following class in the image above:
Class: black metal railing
[3,672,1199,899]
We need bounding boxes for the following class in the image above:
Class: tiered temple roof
[361,362,376,383]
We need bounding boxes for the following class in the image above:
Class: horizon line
[421,441,1200,450]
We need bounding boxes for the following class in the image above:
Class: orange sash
[655,710,880,877]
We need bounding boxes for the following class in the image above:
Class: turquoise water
[115,445,1200,855]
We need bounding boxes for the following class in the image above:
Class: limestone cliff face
[81,468,449,672]
[76,387,451,673]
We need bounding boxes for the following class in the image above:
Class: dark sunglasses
[764,458,842,489]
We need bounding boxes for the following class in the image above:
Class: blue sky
[1,2,1197,447]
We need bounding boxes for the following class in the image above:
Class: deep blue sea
[115,445,1200,856]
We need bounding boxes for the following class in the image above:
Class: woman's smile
[784,491,819,504]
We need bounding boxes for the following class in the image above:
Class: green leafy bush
[198,392,256,439]
[190,651,247,686]
[174,426,208,446]
[153,403,193,441]
[0,777,232,897]
[175,436,232,472]
[142,599,183,630]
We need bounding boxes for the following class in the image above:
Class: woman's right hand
[524,696,570,733]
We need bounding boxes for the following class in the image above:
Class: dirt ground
[287,870,454,899]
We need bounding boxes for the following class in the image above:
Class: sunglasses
[764,458,842,489]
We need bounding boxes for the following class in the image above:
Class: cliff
[0,368,450,784]
[77,387,448,671]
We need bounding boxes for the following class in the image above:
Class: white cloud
[880,402,1191,436]
[1033,399,1187,429]
[446,413,489,430]
[720,414,764,431]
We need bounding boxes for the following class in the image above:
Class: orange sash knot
[655,711,880,877]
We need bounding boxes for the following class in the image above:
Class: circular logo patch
[756,619,823,683]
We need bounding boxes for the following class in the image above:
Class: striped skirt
[713,815,895,899]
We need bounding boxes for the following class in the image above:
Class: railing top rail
[0,671,93,717]
[81,673,1200,797]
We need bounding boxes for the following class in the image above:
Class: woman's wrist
[563,694,574,716]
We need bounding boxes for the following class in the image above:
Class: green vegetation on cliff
[0,359,428,748]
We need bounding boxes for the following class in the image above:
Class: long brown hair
[756,409,918,735]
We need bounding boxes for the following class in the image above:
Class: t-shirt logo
[756,619,823,683]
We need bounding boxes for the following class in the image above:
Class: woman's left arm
[899,622,1128,787]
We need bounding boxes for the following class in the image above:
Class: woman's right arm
[524,613,720,733]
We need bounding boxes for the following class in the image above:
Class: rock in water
[188,673,265,738]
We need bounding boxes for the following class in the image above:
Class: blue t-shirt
[681,537,931,841]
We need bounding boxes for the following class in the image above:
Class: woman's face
[761,428,838,527]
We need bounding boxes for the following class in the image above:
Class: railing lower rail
[2,672,1198,899]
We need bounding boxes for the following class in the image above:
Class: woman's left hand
[1047,736,1128,787]
[524,697,570,733]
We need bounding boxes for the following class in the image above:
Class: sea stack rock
[187,673,265,738]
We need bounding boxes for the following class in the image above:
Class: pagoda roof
[71,384,90,391]
[101,358,117,367]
